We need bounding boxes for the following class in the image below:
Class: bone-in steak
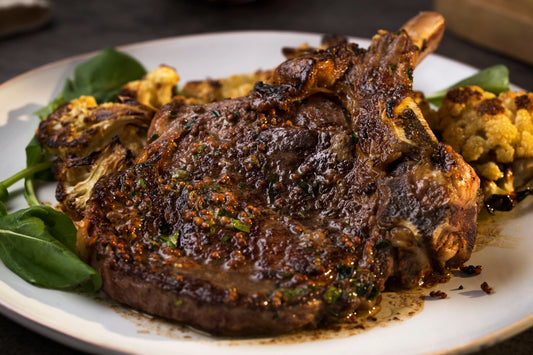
[78,12,480,336]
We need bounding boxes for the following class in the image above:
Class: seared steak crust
[79,15,479,336]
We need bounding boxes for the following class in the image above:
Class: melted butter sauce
[93,207,515,346]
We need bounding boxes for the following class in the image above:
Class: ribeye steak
[78,12,480,336]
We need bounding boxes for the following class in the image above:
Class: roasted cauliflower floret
[180,70,272,103]
[54,134,143,219]
[36,96,155,219]
[36,96,154,159]
[429,85,533,198]
[35,66,181,219]
[119,65,179,109]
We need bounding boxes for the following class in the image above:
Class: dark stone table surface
[0,0,531,354]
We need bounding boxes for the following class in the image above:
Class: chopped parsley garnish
[136,178,147,189]
[160,231,179,249]
[323,286,342,304]
[172,169,190,181]
[184,120,196,130]
[231,218,251,233]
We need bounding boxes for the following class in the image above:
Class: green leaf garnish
[62,47,146,103]
[0,205,102,292]
[35,47,146,120]
[426,65,510,107]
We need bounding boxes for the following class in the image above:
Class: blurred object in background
[205,0,257,4]
[0,0,51,38]
[435,0,533,65]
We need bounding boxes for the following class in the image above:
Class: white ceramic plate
[1,31,532,355]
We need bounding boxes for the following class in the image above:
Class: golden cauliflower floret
[36,93,156,219]
[54,134,143,220]
[435,86,533,180]
[477,161,504,181]
[36,96,154,159]
[431,86,533,199]
[120,65,180,109]
[180,70,272,103]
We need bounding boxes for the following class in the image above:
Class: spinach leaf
[0,186,7,203]
[24,136,54,206]
[426,65,510,107]
[62,47,146,103]
[34,48,146,119]
[0,205,101,292]
[0,160,53,205]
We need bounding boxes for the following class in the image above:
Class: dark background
[0,0,531,354]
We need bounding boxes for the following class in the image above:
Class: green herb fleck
[406,68,413,81]
[336,264,356,280]
[216,209,232,218]
[197,144,207,154]
[159,231,179,249]
[149,132,159,141]
[136,178,147,189]
[282,288,303,300]
[323,286,342,304]
[231,218,251,233]
[167,231,179,248]
[172,169,190,181]
[211,110,221,118]
[354,281,380,300]
[297,180,312,195]
[352,131,359,144]
[184,120,196,130]
[245,155,260,168]
[266,173,279,204]
[135,162,153,172]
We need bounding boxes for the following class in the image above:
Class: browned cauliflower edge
[426,85,533,205]
[36,65,180,219]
